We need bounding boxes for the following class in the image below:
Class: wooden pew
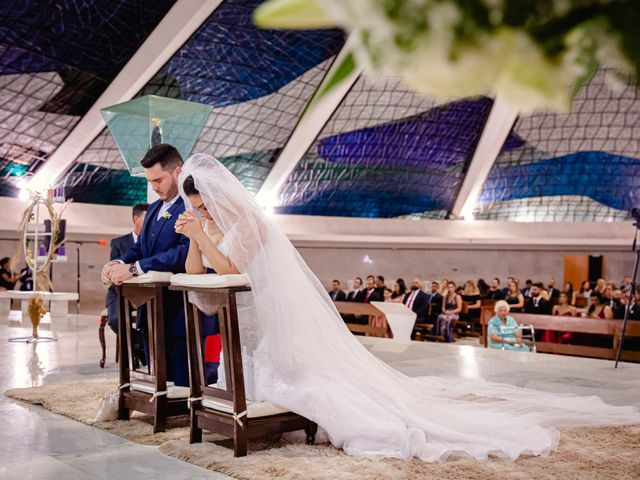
[481,312,640,362]
[334,301,390,337]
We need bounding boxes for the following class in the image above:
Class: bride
[174,154,638,462]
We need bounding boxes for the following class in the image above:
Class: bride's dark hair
[182,175,199,195]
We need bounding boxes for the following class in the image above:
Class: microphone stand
[614,221,640,368]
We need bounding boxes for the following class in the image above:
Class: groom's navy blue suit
[119,197,190,386]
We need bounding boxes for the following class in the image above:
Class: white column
[256,38,362,208]
[450,96,519,219]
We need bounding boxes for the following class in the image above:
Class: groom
[101,143,190,386]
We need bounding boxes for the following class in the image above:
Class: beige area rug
[4,378,192,445]
[6,380,640,479]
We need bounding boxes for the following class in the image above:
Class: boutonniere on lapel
[160,212,172,220]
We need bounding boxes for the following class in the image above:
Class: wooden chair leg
[234,423,248,457]
[117,390,129,421]
[189,408,202,444]
[305,421,318,445]
[99,315,107,368]
[153,397,167,433]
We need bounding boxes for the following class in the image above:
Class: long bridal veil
[179,154,639,461]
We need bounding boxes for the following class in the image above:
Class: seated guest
[486,277,506,300]
[0,257,19,291]
[603,284,614,307]
[105,203,149,335]
[403,278,430,336]
[552,292,577,317]
[547,292,576,344]
[505,279,525,312]
[611,289,626,319]
[435,281,462,342]
[502,276,516,297]
[572,280,592,307]
[344,277,364,325]
[594,278,606,295]
[439,278,449,297]
[628,287,640,320]
[375,275,386,298]
[455,286,464,297]
[547,278,560,305]
[383,287,394,301]
[461,280,481,321]
[104,203,149,369]
[427,281,442,320]
[390,278,407,301]
[346,277,364,302]
[477,278,490,298]
[487,300,530,351]
[622,275,632,296]
[522,279,533,298]
[538,287,550,302]
[363,275,383,303]
[328,279,347,301]
[586,292,613,319]
[355,276,380,326]
[563,282,574,302]
[524,282,552,315]
[18,264,33,291]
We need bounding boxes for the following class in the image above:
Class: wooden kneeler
[172,284,317,457]
[117,279,189,433]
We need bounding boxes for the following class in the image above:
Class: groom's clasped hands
[101,260,131,286]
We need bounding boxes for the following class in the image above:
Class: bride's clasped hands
[175,209,204,241]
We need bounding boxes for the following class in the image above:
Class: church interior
[0,1,639,479]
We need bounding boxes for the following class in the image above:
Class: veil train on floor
[178,154,640,462]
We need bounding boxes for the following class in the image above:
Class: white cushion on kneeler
[130,381,190,399]
[170,273,250,288]
[201,395,289,418]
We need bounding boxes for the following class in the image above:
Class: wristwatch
[128,264,138,276]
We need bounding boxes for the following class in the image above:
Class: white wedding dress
[180,155,640,462]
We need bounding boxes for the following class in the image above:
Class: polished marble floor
[1,311,639,479]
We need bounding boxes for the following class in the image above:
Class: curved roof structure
[1,0,638,222]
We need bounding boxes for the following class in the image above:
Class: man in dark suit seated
[351,276,383,327]
[101,144,190,386]
[375,275,386,299]
[329,279,347,301]
[427,281,442,322]
[346,277,364,302]
[547,278,560,306]
[628,287,640,320]
[363,275,383,303]
[486,277,506,300]
[403,277,430,339]
[105,203,148,367]
[524,282,552,315]
[105,203,148,334]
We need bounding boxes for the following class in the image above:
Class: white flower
[254,0,637,114]
[161,212,172,220]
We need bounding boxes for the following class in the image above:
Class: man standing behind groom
[101,144,190,386]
